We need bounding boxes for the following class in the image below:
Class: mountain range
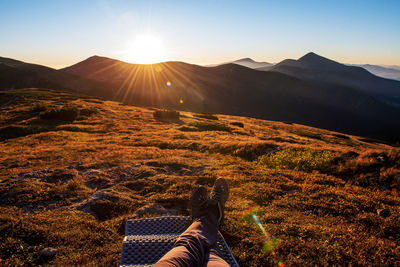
[1,53,400,142]
[223,57,400,82]
[256,52,400,107]
[0,56,112,97]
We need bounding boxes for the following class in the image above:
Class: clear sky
[1,0,399,68]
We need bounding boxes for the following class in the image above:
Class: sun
[124,34,166,64]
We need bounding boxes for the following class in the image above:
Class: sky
[0,0,399,68]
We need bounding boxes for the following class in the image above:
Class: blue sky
[1,0,399,68]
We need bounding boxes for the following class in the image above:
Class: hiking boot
[191,185,209,220]
[210,178,229,225]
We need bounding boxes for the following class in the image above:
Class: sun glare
[124,34,166,64]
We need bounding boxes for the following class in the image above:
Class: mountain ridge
[61,55,400,142]
[256,52,400,107]
[1,55,400,142]
[0,56,113,97]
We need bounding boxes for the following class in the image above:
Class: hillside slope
[0,56,112,97]
[62,56,400,142]
[0,88,399,266]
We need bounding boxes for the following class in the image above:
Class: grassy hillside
[0,88,399,266]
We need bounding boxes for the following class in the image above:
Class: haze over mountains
[1,53,400,142]
[349,64,400,81]
[230,58,272,69]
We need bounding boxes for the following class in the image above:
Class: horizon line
[2,53,400,70]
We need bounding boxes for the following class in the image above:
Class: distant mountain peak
[234,58,255,62]
[299,52,327,62]
[297,52,342,69]
[85,55,109,61]
[300,52,318,58]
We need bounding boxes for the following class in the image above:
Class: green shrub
[153,109,180,120]
[230,121,244,128]
[40,107,79,121]
[193,113,218,120]
[80,107,98,117]
[189,121,231,132]
[30,102,48,112]
[256,148,336,172]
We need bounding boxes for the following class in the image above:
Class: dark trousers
[154,212,230,267]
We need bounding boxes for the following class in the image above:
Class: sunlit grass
[0,88,399,266]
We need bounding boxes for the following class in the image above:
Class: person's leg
[154,179,230,267]
[153,213,219,266]
[154,186,220,266]
[205,248,230,267]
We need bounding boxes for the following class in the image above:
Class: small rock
[377,155,386,162]
[40,247,57,258]
[377,208,391,218]
[380,185,389,192]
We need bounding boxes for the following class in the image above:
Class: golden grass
[0,88,399,266]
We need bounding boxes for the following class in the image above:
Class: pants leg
[205,249,231,267]
[154,213,229,267]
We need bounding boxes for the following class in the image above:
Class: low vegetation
[256,148,336,172]
[0,125,42,141]
[230,121,244,128]
[188,121,232,132]
[0,88,399,266]
[153,109,180,120]
[193,113,219,120]
[30,102,48,113]
[40,107,79,121]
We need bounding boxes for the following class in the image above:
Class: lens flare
[239,205,260,224]
[180,99,183,104]
[166,81,171,87]
[239,206,282,256]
